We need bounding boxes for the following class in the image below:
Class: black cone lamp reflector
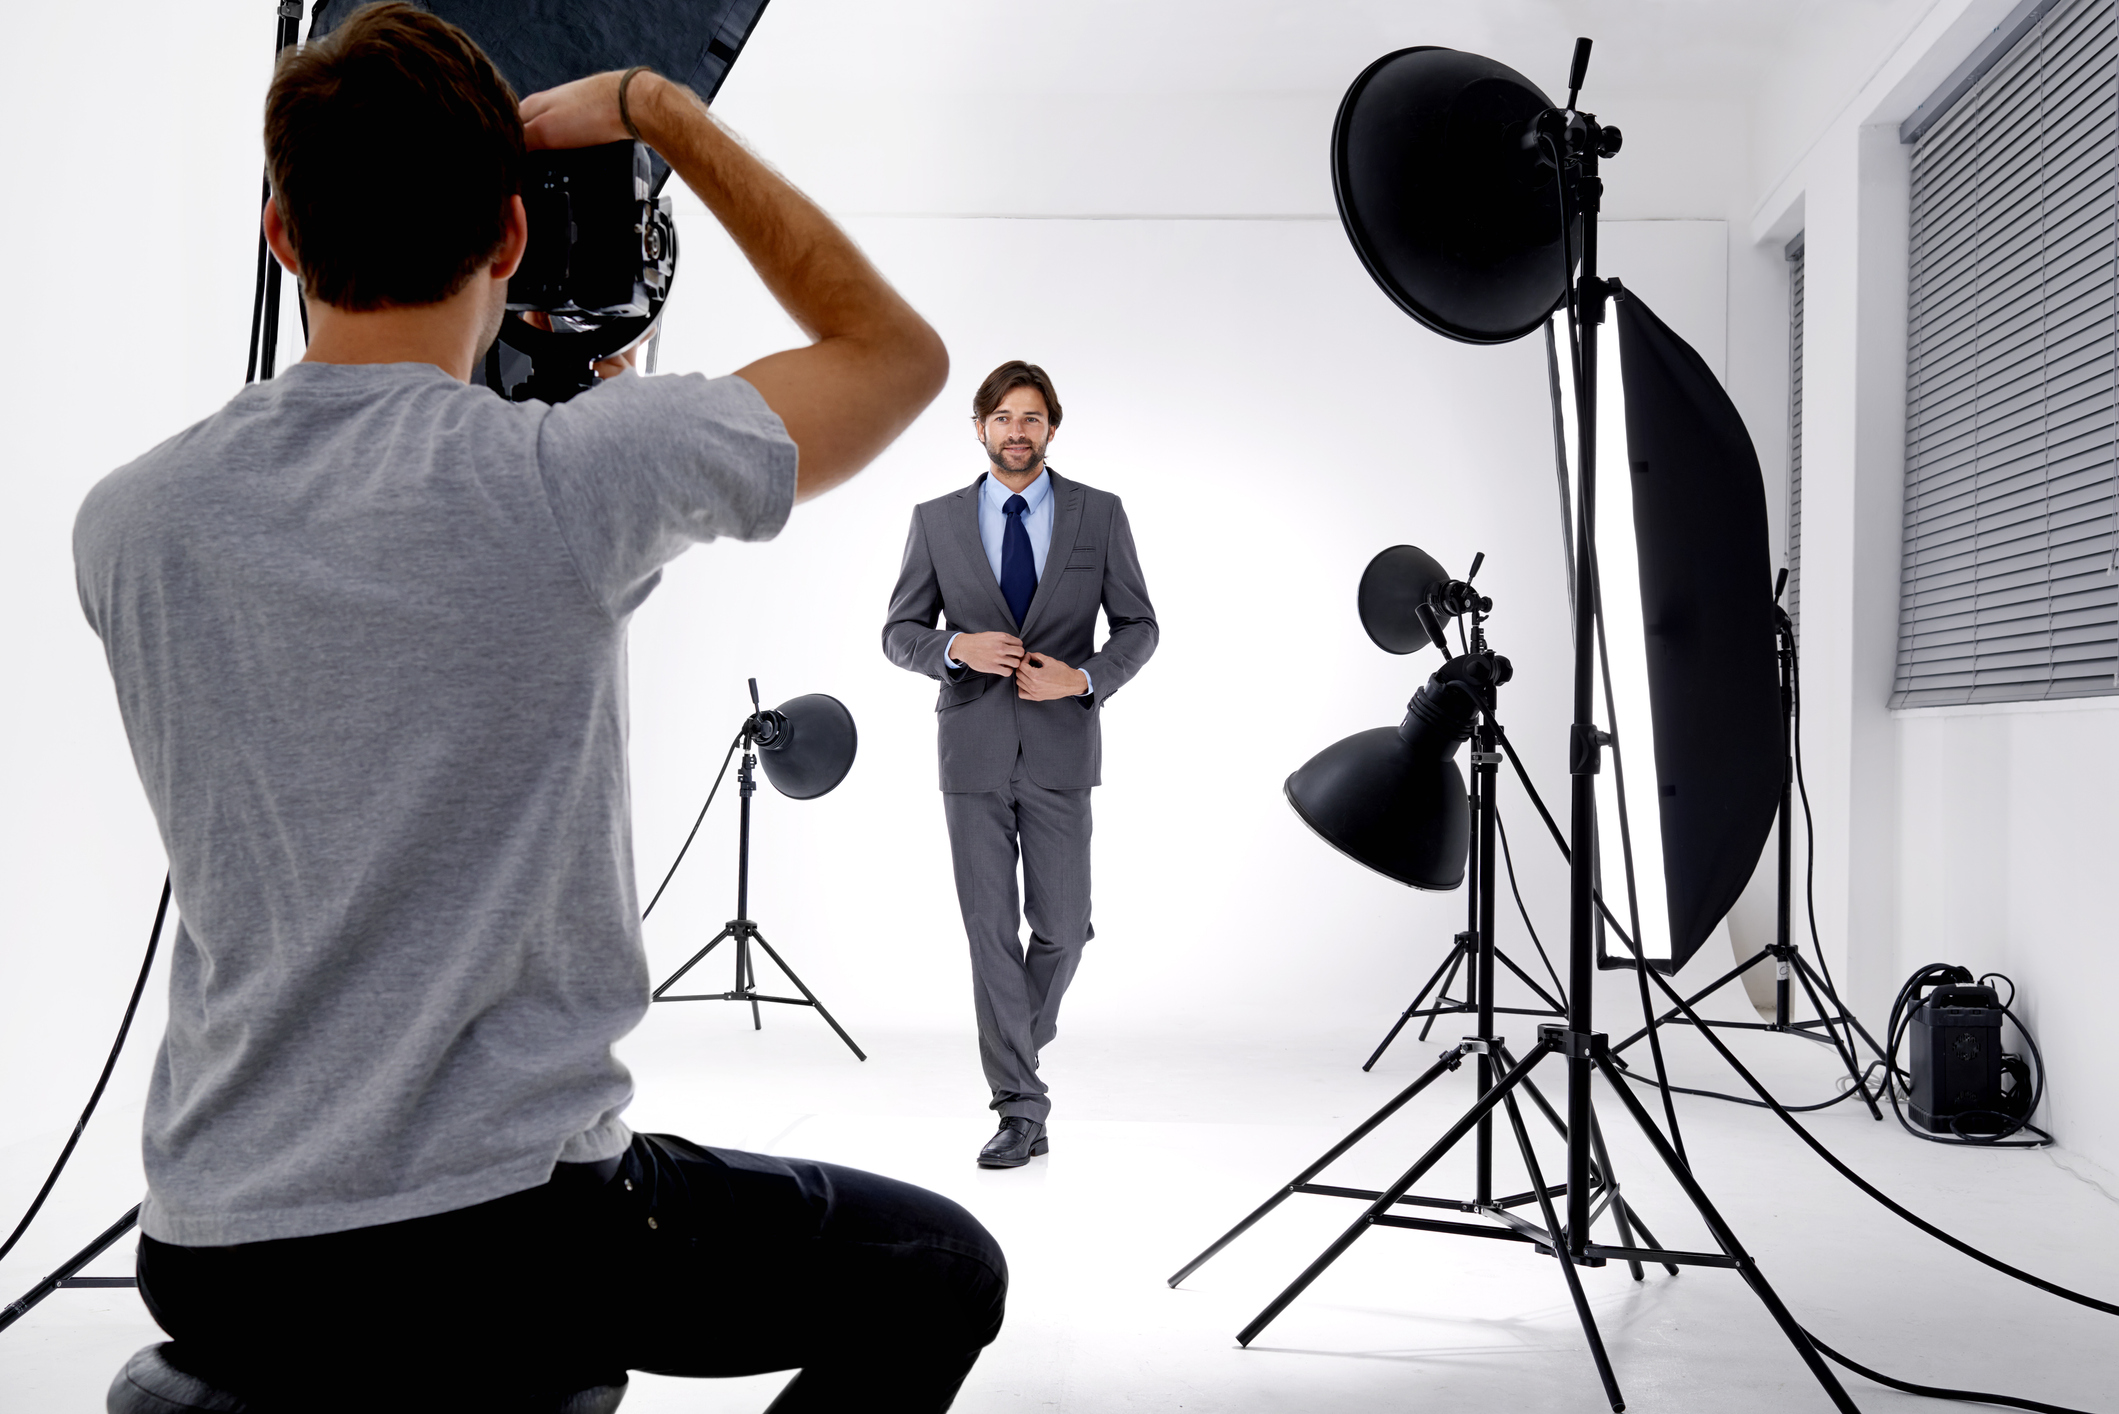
[1359,544,1453,654]
[1332,47,1580,345]
[1285,661,1485,891]
[756,694,857,800]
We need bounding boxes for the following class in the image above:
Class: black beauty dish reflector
[753,693,857,800]
[1333,46,1581,344]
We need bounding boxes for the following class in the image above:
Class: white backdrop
[0,2,1736,1170]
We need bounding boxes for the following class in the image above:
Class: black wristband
[618,65,652,142]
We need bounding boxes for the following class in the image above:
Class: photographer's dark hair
[972,361,1063,428]
[266,3,524,310]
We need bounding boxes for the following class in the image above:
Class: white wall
[1739,0,2119,1179]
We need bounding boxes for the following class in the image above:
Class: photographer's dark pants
[137,1132,1007,1412]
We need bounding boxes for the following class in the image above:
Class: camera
[483,140,679,403]
[510,140,676,318]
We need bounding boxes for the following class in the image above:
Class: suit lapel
[1017,470,1086,643]
[955,474,1020,627]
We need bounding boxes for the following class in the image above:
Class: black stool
[107,1343,628,1413]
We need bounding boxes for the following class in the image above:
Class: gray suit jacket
[883,470,1158,792]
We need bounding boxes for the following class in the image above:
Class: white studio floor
[3,983,2117,1413]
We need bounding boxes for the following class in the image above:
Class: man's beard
[985,438,1043,476]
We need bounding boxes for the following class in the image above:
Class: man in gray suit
[883,360,1158,1168]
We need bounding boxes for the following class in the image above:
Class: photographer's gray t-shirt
[74,361,796,1246]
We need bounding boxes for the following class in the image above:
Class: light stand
[1362,590,1566,1073]
[1172,40,1861,1413]
[1606,579,1887,1118]
[651,680,866,1061]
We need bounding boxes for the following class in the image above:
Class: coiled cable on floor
[1882,964,2051,1148]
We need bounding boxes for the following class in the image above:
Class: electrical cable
[0,877,170,1271]
[639,732,743,922]
[1491,801,1568,1009]
[1613,1057,1891,1113]
[1801,1327,2103,1414]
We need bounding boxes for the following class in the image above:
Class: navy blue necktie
[1000,493,1036,627]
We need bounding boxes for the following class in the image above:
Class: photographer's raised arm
[521,72,947,501]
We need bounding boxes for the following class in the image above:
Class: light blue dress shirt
[945,468,1092,695]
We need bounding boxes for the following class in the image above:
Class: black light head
[1359,544,1453,653]
[1358,545,1494,655]
[1331,46,1581,345]
[1284,653,1503,892]
[753,692,858,800]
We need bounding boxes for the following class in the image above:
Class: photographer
[74,7,1000,1411]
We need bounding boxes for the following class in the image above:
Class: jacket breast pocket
[1065,546,1100,571]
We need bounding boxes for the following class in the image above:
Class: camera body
[508,140,675,319]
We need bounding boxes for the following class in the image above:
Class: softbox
[310,1,772,149]
[1610,290,1781,970]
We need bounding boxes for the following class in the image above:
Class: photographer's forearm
[634,77,946,500]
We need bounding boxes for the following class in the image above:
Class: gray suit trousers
[942,756,1093,1124]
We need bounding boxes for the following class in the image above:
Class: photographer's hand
[519,71,946,504]
[519,72,633,150]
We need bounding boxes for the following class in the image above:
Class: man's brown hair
[972,361,1063,428]
[265,3,524,310]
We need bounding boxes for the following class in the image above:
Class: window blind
[1788,233,1805,636]
[1894,0,2119,707]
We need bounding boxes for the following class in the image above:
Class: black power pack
[1907,982,2005,1133]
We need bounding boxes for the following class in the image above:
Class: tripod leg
[1365,944,1463,1071]
[734,933,761,1029]
[1609,951,1771,1055]
[1793,952,1890,1063]
[750,931,867,1061]
[651,928,734,999]
[1597,1055,1861,1413]
[1502,1092,1625,1411]
[1417,944,1471,1044]
[0,1206,140,1334]
[1789,958,1881,1120]
[1495,1042,1604,1182]
[1172,1044,1468,1287]
[1586,1110,1664,1280]
[1609,1199,1679,1279]
[1494,944,1567,1016]
[1234,1042,1553,1346]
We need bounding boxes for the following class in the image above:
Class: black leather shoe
[978,1117,1049,1168]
